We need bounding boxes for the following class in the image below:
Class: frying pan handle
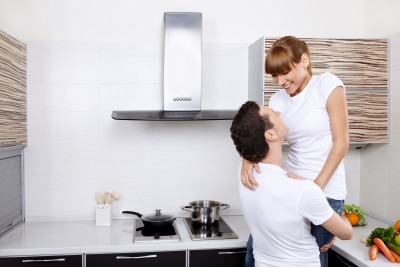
[122,211,143,218]
[219,203,230,210]
[181,205,194,212]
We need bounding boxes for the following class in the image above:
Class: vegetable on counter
[366,223,400,262]
[342,204,367,226]
[387,242,400,256]
[369,244,378,260]
[395,219,400,232]
[367,226,395,246]
[373,237,395,263]
[389,248,400,263]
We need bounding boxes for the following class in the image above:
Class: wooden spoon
[95,191,103,204]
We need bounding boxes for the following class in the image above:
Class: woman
[242,36,349,267]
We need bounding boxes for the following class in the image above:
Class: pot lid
[142,209,175,222]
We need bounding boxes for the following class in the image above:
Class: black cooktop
[183,217,239,240]
[133,219,180,242]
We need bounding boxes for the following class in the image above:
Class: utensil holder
[96,204,111,226]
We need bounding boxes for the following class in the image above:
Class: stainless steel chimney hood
[111,12,237,121]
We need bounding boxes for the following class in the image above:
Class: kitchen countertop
[330,215,396,267]
[0,215,396,267]
[0,216,249,257]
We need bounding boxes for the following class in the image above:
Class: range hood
[111,12,238,121]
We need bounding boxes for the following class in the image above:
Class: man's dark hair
[230,101,274,163]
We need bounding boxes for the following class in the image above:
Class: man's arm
[322,211,353,240]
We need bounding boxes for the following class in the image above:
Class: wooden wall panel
[0,30,26,147]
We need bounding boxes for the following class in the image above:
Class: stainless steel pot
[181,200,230,225]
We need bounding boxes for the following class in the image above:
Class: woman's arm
[240,158,261,190]
[314,86,349,189]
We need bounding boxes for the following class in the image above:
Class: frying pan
[122,209,175,228]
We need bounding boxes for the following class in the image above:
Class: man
[230,101,353,267]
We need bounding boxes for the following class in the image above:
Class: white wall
[359,0,400,222]
[358,45,400,220]
[24,42,249,220]
[0,0,397,221]
[0,0,366,44]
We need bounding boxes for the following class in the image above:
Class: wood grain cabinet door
[0,30,27,147]
[0,255,82,267]
[189,247,246,267]
[251,37,389,144]
[86,251,186,267]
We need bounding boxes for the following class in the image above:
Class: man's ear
[264,129,276,141]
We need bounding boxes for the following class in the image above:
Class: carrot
[373,237,395,262]
[369,244,378,260]
[389,248,400,263]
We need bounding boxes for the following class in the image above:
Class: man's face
[259,105,288,139]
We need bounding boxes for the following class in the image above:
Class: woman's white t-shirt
[269,72,346,200]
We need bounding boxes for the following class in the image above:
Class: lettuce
[367,226,394,246]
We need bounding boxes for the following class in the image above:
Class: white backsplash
[24,42,361,221]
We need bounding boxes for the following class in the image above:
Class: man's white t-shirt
[269,72,346,200]
[239,163,333,267]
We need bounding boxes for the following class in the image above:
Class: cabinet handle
[116,255,158,260]
[22,258,66,263]
[1,141,21,147]
[218,251,247,255]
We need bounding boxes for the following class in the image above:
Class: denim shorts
[311,198,344,263]
[311,198,344,247]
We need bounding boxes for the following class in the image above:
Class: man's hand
[286,172,306,180]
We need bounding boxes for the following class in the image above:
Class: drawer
[0,255,82,267]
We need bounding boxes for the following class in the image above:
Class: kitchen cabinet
[0,146,24,238]
[0,255,82,267]
[86,251,186,267]
[0,30,27,147]
[249,37,388,144]
[328,249,358,267]
[189,247,246,267]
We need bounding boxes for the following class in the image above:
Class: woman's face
[270,54,310,97]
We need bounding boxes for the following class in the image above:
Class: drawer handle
[1,141,21,147]
[22,258,66,263]
[116,255,158,260]
[218,251,247,255]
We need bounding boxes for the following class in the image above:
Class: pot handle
[181,205,194,212]
[122,211,143,218]
[219,203,230,210]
